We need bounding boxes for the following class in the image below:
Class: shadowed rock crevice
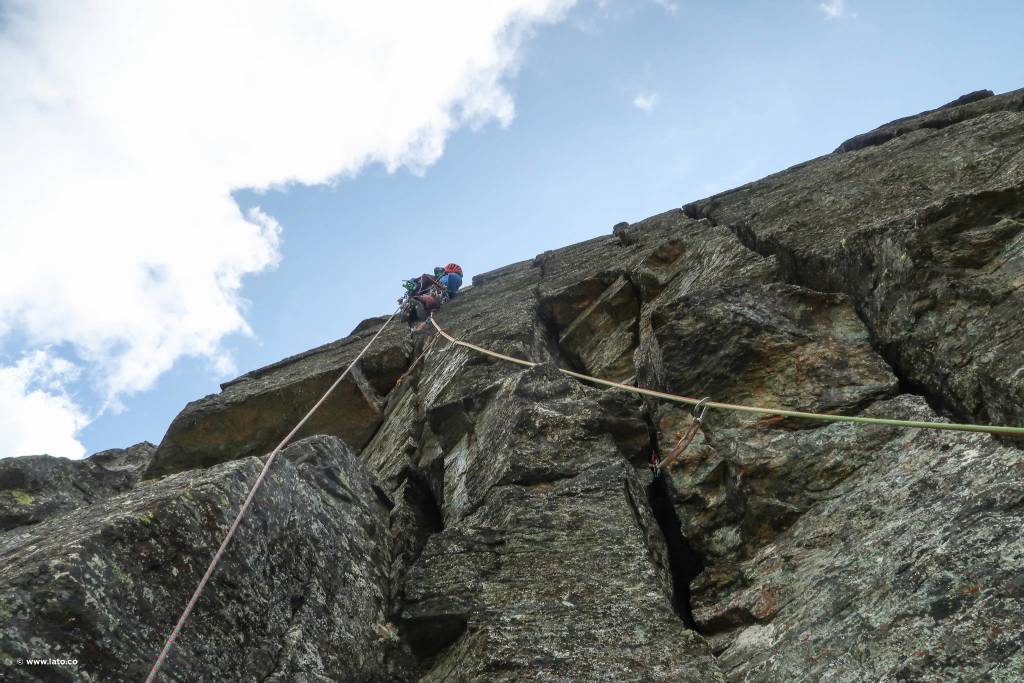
[538,273,642,383]
[399,613,469,668]
[535,298,590,376]
[647,473,704,630]
[387,462,446,588]
[892,360,962,417]
[689,188,1024,436]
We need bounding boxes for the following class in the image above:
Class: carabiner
[692,396,710,422]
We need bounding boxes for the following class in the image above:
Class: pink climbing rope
[145,310,398,682]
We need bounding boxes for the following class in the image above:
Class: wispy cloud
[0,0,576,457]
[653,0,679,14]
[818,0,855,20]
[633,93,658,111]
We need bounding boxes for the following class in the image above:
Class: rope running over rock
[145,310,399,682]
[142,306,1022,679]
[428,317,1024,437]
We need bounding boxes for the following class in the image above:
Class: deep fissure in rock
[689,207,989,431]
[646,473,704,631]
[535,300,590,376]
[400,613,469,665]
[887,345,961,417]
[402,465,444,536]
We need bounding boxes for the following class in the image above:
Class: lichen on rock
[3,88,1024,682]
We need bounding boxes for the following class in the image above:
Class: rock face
[684,87,1024,431]
[145,322,412,479]
[1,436,408,682]
[2,88,1023,682]
[680,395,1024,681]
[0,443,155,532]
[833,88,1002,153]
[398,367,718,681]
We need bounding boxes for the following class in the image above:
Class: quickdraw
[430,283,450,305]
[649,397,710,478]
[399,279,451,327]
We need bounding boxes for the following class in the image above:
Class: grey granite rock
[0,442,155,532]
[684,87,1024,430]
[677,397,1024,681]
[146,322,413,479]
[4,88,1024,682]
[0,436,410,682]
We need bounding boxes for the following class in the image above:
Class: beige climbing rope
[142,304,1023,680]
[428,317,1024,437]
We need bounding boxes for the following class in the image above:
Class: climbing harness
[145,310,399,683]
[399,278,450,325]
[428,317,1024,437]
[649,398,710,477]
[430,283,450,305]
[399,290,427,325]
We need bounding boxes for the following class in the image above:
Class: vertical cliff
[2,88,1023,682]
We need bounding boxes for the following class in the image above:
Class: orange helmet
[444,263,463,276]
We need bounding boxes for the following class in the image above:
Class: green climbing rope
[429,318,1024,437]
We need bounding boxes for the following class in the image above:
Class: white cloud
[818,0,854,19]
[0,0,575,457]
[0,351,90,458]
[633,93,658,111]
[653,0,679,14]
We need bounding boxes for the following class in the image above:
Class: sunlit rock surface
[2,88,1023,681]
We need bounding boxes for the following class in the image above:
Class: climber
[407,266,446,296]
[439,262,464,296]
[401,263,464,328]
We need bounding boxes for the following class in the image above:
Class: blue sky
[3,0,1023,457]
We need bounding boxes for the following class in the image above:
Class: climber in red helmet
[402,263,464,328]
